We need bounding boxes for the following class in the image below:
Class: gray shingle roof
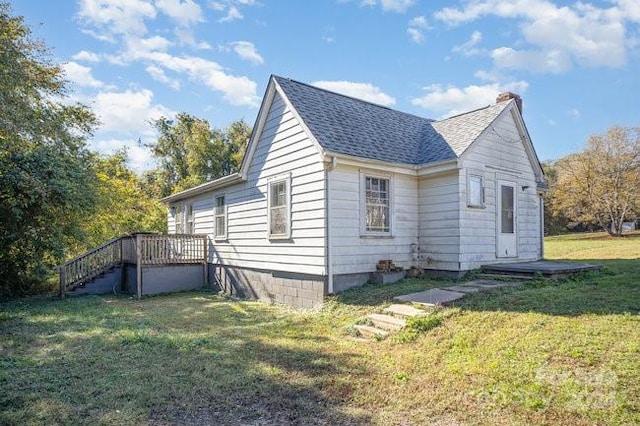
[273,76,509,165]
[432,102,510,156]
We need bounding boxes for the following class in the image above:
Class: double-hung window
[268,176,290,239]
[185,204,194,234]
[174,205,185,234]
[364,175,391,234]
[214,195,227,240]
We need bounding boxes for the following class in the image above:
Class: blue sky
[13,0,640,171]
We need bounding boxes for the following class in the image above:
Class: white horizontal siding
[416,171,461,271]
[459,109,541,269]
[170,92,326,275]
[329,165,418,275]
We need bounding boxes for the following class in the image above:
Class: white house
[163,75,546,308]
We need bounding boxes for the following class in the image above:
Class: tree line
[0,4,249,298]
[543,126,639,237]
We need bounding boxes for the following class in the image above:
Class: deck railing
[59,233,208,298]
[58,237,124,294]
[138,234,206,265]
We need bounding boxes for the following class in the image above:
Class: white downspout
[326,156,337,294]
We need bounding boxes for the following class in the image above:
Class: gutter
[325,156,337,294]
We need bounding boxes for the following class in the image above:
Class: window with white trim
[214,195,227,240]
[173,205,183,234]
[185,204,194,234]
[468,174,485,208]
[364,175,391,234]
[268,176,290,238]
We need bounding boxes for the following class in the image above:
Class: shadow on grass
[454,259,640,316]
[0,294,371,425]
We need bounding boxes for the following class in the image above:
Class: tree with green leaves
[0,2,98,297]
[148,113,251,197]
[549,126,639,236]
[74,150,167,253]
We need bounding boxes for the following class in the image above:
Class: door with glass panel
[496,179,517,258]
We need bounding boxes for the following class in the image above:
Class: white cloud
[230,41,264,64]
[92,138,155,172]
[616,0,640,22]
[411,81,529,117]
[93,89,174,133]
[452,31,483,56]
[312,80,396,106]
[381,0,414,13]
[77,0,156,37]
[77,0,260,108]
[128,35,173,53]
[155,0,203,27]
[407,28,424,44]
[209,2,225,12]
[72,50,101,62]
[358,0,414,13]
[62,61,105,88]
[143,52,259,106]
[146,65,181,90]
[491,47,571,73]
[219,6,243,22]
[568,108,581,119]
[434,0,636,72]
[409,16,429,28]
[407,15,429,44]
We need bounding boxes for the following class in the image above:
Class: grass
[1,232,639,425]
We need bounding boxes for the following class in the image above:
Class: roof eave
[326,151,459,176]
[161,173,244,204]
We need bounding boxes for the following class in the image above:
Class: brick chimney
[497,92,522,113]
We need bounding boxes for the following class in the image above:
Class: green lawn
[1,232,639,425]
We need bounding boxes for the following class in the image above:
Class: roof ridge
[435,101,508,122]
[272,75,434,122]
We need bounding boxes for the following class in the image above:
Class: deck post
[136,234,142,299]
[120,237,126,293]
[59,267,65,299]
[202,235,208,289]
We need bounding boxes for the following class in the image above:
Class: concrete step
[354,324,389,339]
[383,304,427,319]
[367,313,406,331]
[394,288,466,307]
[477,273,534,281]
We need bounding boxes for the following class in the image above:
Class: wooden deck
[481,260,602,279]
[59,233,208,298]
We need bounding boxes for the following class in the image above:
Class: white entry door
[497,180,517,258]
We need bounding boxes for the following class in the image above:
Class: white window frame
[185,204,194,235]
[360,172,393,237]
[467,173,486,208]
[173,205,184,234]
[214,194,227,240]
[267,174,291,239]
